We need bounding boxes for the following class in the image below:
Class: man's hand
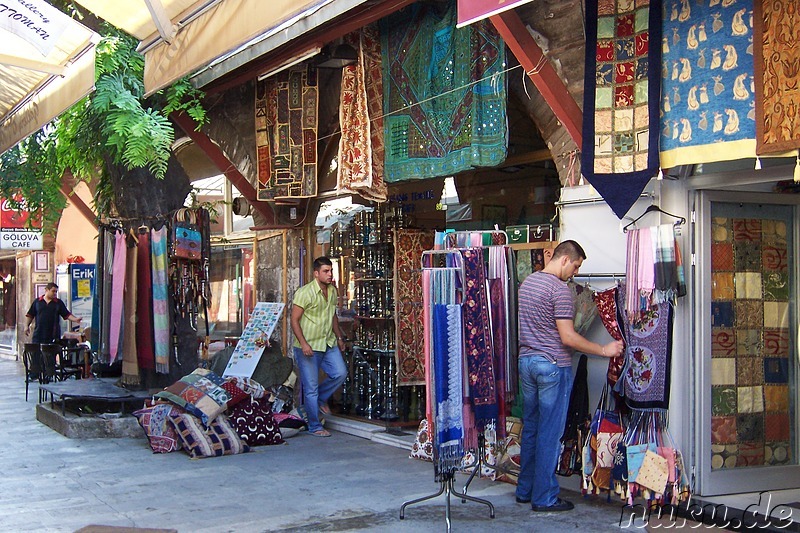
[602,340,625,358]
[24,325,30,336]
[301,341,314,357]
[337,337,346,352]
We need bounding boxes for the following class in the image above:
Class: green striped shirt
[292,280,337,351]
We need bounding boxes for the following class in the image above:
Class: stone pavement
[0,353,632,532]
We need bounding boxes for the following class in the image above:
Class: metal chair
[39,344,62,402]
[22,343,42,402]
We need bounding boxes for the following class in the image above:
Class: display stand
[400,471,495,532]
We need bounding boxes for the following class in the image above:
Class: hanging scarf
[121,240,139,385]
[593,286,625,387]
[108,231,127,363]
[136,229,155,370]
[624,229,640,320]
[99,230,114,363]
[637,228,655,306]
[433,303,465,473]
[151,226,170,374]
[459,248,497,422]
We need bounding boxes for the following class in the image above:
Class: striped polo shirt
[518,271,575,367]
[292,280,338,351]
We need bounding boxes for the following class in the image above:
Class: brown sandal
[310,429,331,437]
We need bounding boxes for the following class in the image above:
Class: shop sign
[456,0,535,27]
[0,194,43,249]
[0,230,42,249]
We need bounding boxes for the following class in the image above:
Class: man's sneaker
[532,498,574,512]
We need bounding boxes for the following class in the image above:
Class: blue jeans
[515,354,573,507]
[293,346,347,433]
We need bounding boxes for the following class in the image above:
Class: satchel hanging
[173,208,202,260]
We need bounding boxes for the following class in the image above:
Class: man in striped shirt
[515,240,624,512]
[291,257,347,437]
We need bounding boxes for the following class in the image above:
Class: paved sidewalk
[0,354,631,532]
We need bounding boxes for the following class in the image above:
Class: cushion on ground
[132,402,184,453]
[154,368,230,427]
[221,379,249,407]
[228,397,284,446]
[169,412,249,458]
[225,376,267,399]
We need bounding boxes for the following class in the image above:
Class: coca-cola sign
[1,194,41,230]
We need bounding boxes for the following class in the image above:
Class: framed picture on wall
[34,283,48,298]
[482,204,507,225]
[33,251,49,273]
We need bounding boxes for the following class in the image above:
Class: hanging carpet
[753,0,800,154]
[581,0,662,219]
[395,229,435,386]
[659,0,756,167]
[256,64,319,201]
[380,2,507,183]
[337,25,387,202]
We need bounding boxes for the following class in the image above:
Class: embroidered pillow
[409,419,433,462]
[155,368,230,427]
[273,412,307,438]
[228,397,284,446]
[169,412,249,458]
[133,403,184,453]
[226,376,267,399]
[221,379,249,408]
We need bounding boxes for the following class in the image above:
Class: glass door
[698,191,799,495]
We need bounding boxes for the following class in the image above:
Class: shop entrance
[0,259,16,352]
[697,191,799,495]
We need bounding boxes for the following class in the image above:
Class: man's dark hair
[551,240,586,262]
[313,256,333,271]
[45,282,58,291]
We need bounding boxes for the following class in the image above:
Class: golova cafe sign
[0,196,43,250]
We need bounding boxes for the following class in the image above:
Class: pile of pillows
[133,368,302,457]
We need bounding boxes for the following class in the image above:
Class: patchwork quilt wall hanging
[659,0,756,168]
[581,0,662,219]
[256,64,319,201]
[380,2,507,183]
[753,0,800,154]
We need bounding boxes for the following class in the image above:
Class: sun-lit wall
[55,181,98,265]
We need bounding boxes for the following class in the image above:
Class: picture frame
[34,283,48,298]
[481,204,507,225]
[33,251,50,273]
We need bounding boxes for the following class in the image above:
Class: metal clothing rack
[443,229,509,248]
[402,250,495,531]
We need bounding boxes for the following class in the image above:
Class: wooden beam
[490,11,583,146]
[501,148,553,167]
[171,111,275,224]
[59,172,98,229]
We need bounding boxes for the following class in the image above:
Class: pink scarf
[108,231,127,363]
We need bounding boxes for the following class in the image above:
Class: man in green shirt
[291,256,347,437]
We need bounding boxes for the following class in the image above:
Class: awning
[75,0,330,96]
[0,0,98,155]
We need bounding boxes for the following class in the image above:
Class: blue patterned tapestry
[380,2,507,182]
[659,0,756,167]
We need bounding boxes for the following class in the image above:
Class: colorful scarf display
[151,226,170,374]
[338,26,387,202]
[660,0,756,167]
[593,286,625,387]
[754,0,800,154]
[582,0,662,219]
[380,3,507,182]
[108,231,127,364]
[616,283,673,410]
[256,63,319,201]
[625,224,684,318]
[395,230,435,386]
[432,303,465,473]
[136,229,155,371]
[459,248,497,422]
[99,230,113,363]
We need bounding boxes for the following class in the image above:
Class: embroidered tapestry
[256,64,318,201]
[395,229,435,386]
[380,2,507,183]
[338,25,387,202]
[582,0,662,219]
[710,212,791,469]
[616,282,673,410]
[754,0,800,154]
[659,0,756,167]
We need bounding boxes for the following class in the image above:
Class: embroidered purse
[173,208,202,260]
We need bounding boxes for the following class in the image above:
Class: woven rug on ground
[380,2,506,183]
[659,0,756,168]
[754,0,800,154]
[256,63,318,201]
[581,0,662,219]
[395,229,435,386]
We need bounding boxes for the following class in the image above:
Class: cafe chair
[22,343,42,402]
[39,344,62,402]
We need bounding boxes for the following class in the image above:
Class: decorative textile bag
[557,354,590,477]
[592,385,623,468]
[636,450,669,494]
[626,442,656,483]
[173,208,202,260]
